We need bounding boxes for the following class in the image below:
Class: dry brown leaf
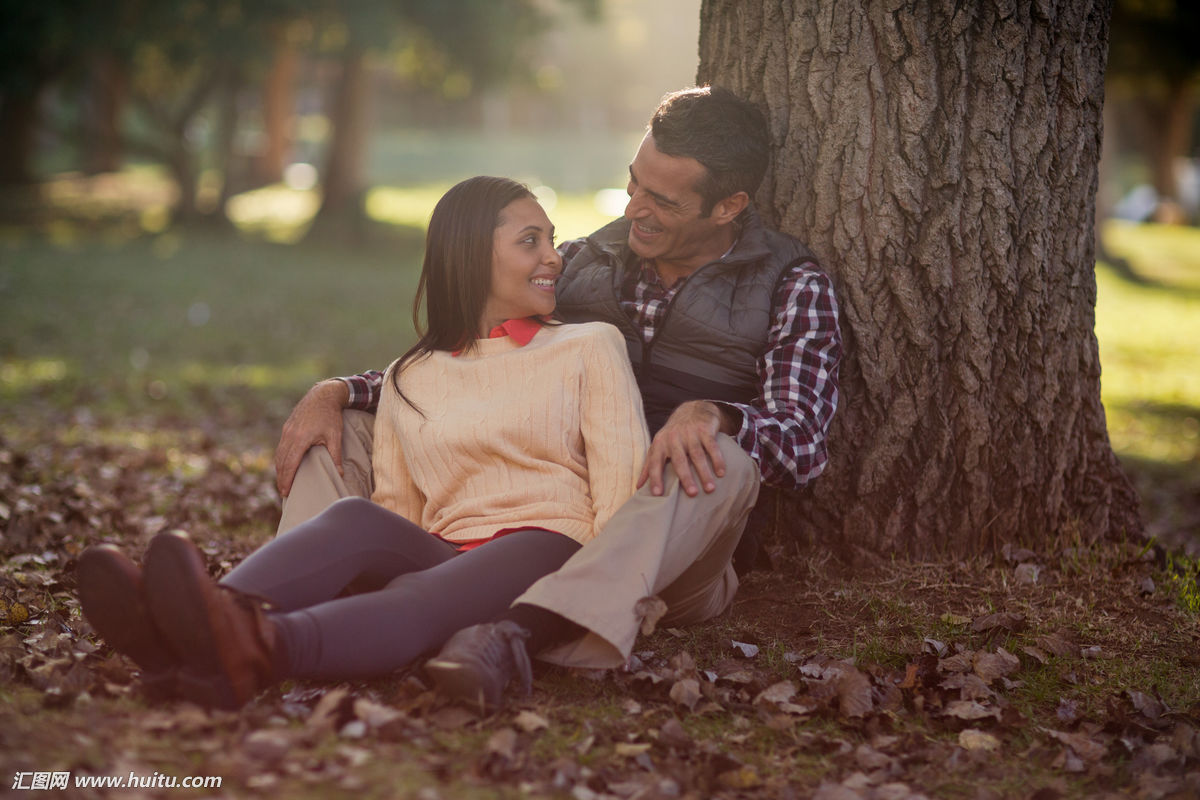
[1128,689,1167,721]
[716,765,761,789]
[854,743,892,770]
[1014,563,1041,584]
[353,698,403,729]
[1035,632,1078,658]
[1022,645,1049,665]
[486,727,519,761]
[615,742,652,757]
[242,730,294,765]
[943,700,1000,721]
[941,672,994,700]
[754,680,797,708]
[658,717,692,749]
[973,648,1020,684]
[959,728,1001,752]
[731,640,760,658]
[971,612,1025,633]
[307,686,351,731]
[835,665,873,718]
[1040,727,1107,762]
[635,596,668,636]
[513,710,549,733]
[670,678,702,710]
[939,652,975,673]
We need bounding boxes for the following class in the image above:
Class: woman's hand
[275,380,350,497]
[637,401,741,498]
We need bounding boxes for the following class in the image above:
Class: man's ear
[711,191,750,225]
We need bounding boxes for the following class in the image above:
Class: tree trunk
[83,52,127,175]
[215,65,245,216]
[1146,80,1195,224]
[308,42,371,241]
[256,38,298,185]
[699,0,1141,556]
[0,83,44,185]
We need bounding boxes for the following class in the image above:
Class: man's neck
[649,228,739,289]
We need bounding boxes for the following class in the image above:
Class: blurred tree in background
[1106,0,1200,224]
[0,0,602,233]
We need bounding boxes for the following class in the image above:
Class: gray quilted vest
[556,207,817,434]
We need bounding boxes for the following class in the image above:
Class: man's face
[624,133,732,271]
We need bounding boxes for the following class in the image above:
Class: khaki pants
[276,410,760,668]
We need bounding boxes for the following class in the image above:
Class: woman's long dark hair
[390,176,536,407]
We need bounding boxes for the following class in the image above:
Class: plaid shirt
[344,237,841,491]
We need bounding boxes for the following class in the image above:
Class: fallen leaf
[353,698,403,729]
[307,687,352,731]
[731,640,759,658]
[854,743,892,770]
[242,730,293,765]
[1035,632,1077,659]
[670,678,702,710]
[1056,698,1080,725]
[339,720,367,739]
[1015,563,1041,585]
[486,728,518,761]
[971,612,1025,633]
[943,700,1000,721]
[754,680,797,708]
[1127,690,1166,722]
[716,765,760,789]
[635,596,668,636]
[940,651,975,673]
[959,728,1001,752]
[614,742,652,757]
[835,665,873,718]
[973,648,1020,684]
[513,710,549,733]
[941,672,994,701]
[923,637,948,657]
[1022,645,1049,665]
[658,717,691,749]
[940,613,971,626]
[1040,728,1107,762]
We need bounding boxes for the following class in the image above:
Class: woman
[77,176,648,710]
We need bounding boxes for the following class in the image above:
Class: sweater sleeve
[579,325,650,541]
[368,361,427,525]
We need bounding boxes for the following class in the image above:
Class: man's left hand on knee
[638,401,742,498]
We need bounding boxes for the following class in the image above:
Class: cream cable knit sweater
[371,322,649,545]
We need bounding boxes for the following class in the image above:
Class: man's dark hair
[649,85,769,216]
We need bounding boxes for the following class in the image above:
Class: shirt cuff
[338,375,375,411]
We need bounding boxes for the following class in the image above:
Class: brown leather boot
[142,530,282,710]
[76,544,179,683]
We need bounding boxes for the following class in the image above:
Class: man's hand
[275,380,351,497]
[638,400,740,498]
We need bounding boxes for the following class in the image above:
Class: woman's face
[479,197,561,335]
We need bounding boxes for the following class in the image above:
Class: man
[273,86,841,706]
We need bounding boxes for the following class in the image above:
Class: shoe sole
[424,659,494,713]
[76,545,176,673]
[143,532,239,709]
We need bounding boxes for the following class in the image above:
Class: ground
[1,176,1198,798]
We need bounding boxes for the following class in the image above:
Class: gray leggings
[220,497,580,679]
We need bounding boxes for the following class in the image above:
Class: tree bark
[699,0,1140,556]
[1146,80,1195,224]
[83,52,127,175]
[309,42,371,240]
[256,38,298,185]
[0,82,44,185]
